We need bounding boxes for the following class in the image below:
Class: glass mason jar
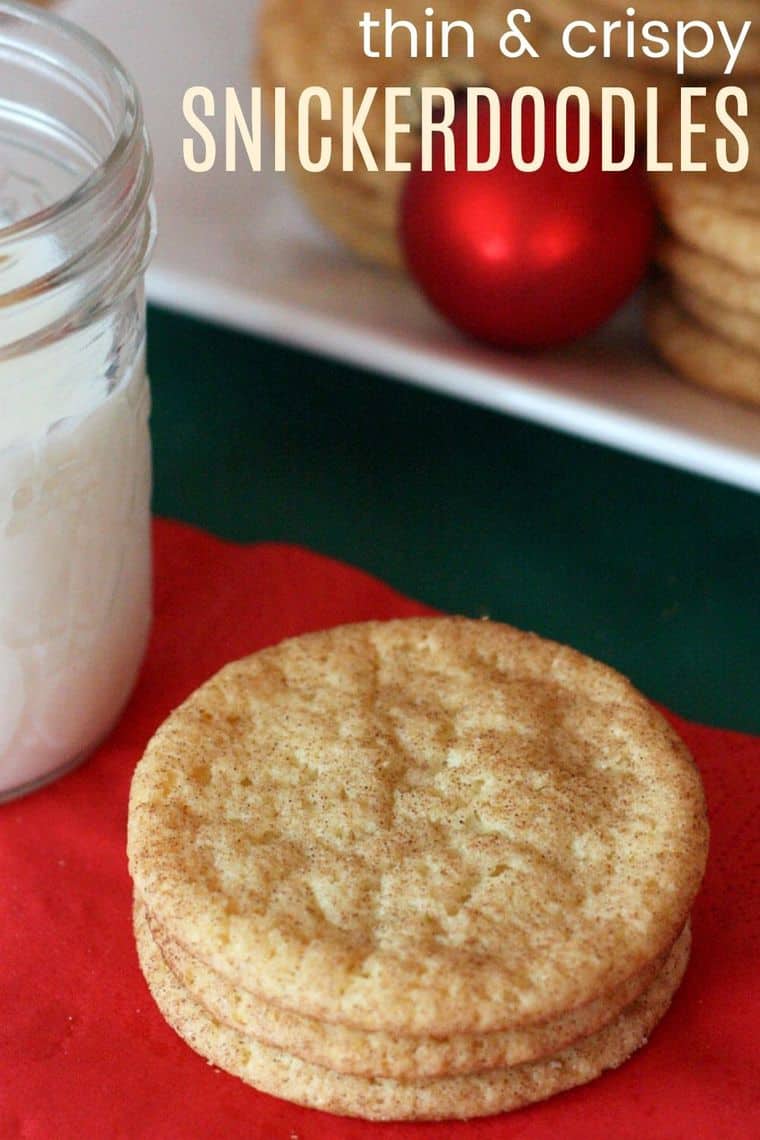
[0,2,156,800]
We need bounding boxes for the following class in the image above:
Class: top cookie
[128,618,708,1037]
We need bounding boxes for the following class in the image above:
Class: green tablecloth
[148,305,759,733]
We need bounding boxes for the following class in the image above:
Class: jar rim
[0,0,145,244]
[0,1,155,358]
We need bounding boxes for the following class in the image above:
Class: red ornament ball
[400,93,656,350]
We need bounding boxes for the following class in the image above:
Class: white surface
[64,0,760,492]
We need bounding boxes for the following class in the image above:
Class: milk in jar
[0,2,156,799]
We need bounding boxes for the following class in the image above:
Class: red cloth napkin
[1,518,758,1140]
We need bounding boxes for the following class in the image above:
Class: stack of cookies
[128,618,708,1122]
[258,0,680,269]
[648,83,760,407]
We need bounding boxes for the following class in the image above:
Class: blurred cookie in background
[532,0,760,78]
[257,0,679,269]
[657,235,760,318]
[647,285,760,406]
[648,83,760,406]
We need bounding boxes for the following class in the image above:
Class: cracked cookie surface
[128,617,707,1036]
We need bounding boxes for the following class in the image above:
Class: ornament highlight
[400,94,657,350]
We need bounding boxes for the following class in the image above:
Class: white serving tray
[65,0,760,493]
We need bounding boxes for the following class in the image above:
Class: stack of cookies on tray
[648,83,760,408]
[257,0,681,269]
[128,618,708,1122]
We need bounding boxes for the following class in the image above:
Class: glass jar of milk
[0,4,156,800]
